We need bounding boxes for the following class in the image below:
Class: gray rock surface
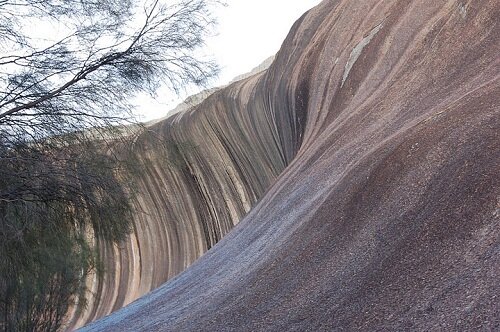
[74,0,499,330]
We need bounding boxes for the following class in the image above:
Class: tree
[0,138,135,331]
[0,0,221,330]
[0,0,219,138]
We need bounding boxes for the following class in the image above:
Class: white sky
[136,0,322,121]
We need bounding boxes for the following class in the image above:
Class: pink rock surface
[76,0,499,330]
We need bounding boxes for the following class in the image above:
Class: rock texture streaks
[78,0,499,330]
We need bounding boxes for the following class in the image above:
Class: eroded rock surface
[77,0,499,330]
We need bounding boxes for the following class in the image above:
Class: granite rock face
[77,0,499,330]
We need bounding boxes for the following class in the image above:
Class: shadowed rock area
[77,0,499,330]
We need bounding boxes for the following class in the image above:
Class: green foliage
[0,204,95,331]
[0,136,136,331]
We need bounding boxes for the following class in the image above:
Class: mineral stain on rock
[342,22,383,87]
[76,0,499,331]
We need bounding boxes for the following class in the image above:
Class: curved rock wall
[78,0,499,330]
[69,36,310,328]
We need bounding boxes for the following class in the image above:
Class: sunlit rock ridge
[77,0,499,330]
